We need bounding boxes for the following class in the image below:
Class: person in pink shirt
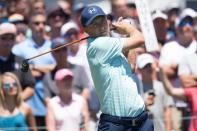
[159,66,197,131]
[46,68,89,131]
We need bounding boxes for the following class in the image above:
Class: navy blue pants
[98,111,154,131]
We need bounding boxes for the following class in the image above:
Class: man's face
[177,18,194,44]
[153,18,167,44]
[64,29,79,42]
[139,63,154,81]
[31,14,46,36]
[64,29,80,53]
[0,33,16,52]
[84,16,109,37]
[48,10,67,29]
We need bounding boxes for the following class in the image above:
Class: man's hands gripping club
[112,17,145,50]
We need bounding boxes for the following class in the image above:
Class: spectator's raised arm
[159,66,186,101]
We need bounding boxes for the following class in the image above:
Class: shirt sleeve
[12,44,23,58]
[178,55,190,76]
[93,37,124,63]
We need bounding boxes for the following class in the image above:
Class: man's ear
[84,26,90,35]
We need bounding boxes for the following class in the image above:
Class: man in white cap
[152,10,168,46]
[0,22,35,101]
[137,53,173,131]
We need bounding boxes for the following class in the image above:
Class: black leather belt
[100,111,148,126]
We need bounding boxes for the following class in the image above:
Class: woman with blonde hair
[0,72,36,131]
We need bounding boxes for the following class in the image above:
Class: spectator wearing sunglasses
[46,2,70,39]
[159,8,197,131]
[12,13,56,131]
[0,72,36,131]
[0,22,35,101]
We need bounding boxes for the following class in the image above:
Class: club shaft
[26,36,89,61]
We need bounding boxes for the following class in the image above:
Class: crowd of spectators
[0,0,196,131]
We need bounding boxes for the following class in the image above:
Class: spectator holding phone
[137,53,173,131]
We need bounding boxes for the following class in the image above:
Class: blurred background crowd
[0,0,197,131]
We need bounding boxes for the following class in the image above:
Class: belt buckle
[131,119,137,126]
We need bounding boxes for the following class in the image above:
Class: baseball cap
[137,53,154,69]
[175,8,197,28]
[166,2,180,12]
[80,5,106,27]
[8,13,24,23]
[152,10,167,21]
[51,37,67,49]
[180,8,197,19]
[0,23,17,35]
[60,21,79,36]
[55,68,73,81]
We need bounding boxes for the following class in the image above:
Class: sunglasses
[3,82,18,90]
[0,34,16,41]
[51,13,64,18]
[33,21,46,26]
[179,20,193,27]
[63,30,79,38]
[49,12,65,18]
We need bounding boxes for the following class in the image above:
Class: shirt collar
[27,38,50,49]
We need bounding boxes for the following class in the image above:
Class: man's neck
[32,36,45,47]
[178,38,193,48]
[51,28,60,39]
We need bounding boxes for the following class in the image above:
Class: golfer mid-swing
[81,5,154,131]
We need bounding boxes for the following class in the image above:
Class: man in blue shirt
[12,13,56,131]
[80,5,154,131]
